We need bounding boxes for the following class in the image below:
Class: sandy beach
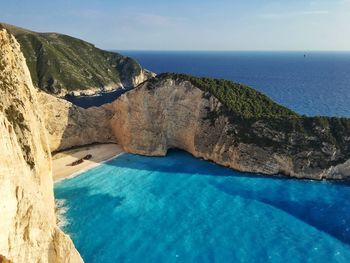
[52,143,124,182]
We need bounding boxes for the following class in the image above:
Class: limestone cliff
[109,74,350,180]
[38,92,114,152]
[0,27,82,262]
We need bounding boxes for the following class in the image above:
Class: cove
[54,150,350,262]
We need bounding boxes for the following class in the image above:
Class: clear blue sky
[2,0,350,50]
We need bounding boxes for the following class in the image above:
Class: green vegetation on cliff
[148,73,350,169]
[1,23,148,95]
[154,73,298,118]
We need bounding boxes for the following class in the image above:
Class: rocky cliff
[0,27,82,262]
[109,74,350,180]
[38,91,114,152]
[1,23,154,97]
[29,70,350,181]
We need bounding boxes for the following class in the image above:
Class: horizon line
[110,49,350,53]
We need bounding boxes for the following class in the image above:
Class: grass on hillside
[2,23,144,94]
[155,73,298,119]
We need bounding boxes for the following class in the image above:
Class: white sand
[52,143,124,182]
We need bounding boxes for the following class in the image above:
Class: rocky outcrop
[38,92,114,152]
[0,27,82,262]
[32,69,350,181]
[109,75,350,180]
[130,69,156,89]
[108,78,204,156]
[60,68,155,97]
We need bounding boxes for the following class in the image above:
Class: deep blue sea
[69,51,350,116]
[120,51,350,117]
[56,51,350,262]
[55,151,350,263]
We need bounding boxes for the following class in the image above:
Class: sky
[1,0,350,51]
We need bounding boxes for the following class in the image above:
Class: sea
[56,51,350,262]
[69,51,350,117]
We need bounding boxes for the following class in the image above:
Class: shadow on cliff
[52,100,119,163]
[64,87,133,108]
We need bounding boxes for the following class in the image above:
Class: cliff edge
[109,73,350,180]
[37,91,114,152]
[0,27,82,262]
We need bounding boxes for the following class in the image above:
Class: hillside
[152,73,298,118]
[1,23,154,96]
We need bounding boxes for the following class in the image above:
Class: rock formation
[36,72,350,180]
[0,26,82,262]
[109,74,350,180]
[26,70,350,181]
[38,92,114,152]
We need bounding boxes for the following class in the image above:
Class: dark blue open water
[55,52,350,262]
[120,51,350,117]
[69,51,350,116]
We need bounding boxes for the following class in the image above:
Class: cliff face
[108,78,204,156]
[38,91,114,152]
[109,75,350,180]
[1,23,155,97]
[0,27,82,262]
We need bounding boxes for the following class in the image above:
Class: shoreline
[52,143,124,183]
[54,153,125,183]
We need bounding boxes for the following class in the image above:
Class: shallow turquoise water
[55,150,350,263]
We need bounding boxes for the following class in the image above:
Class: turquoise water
[55,150,350,263]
